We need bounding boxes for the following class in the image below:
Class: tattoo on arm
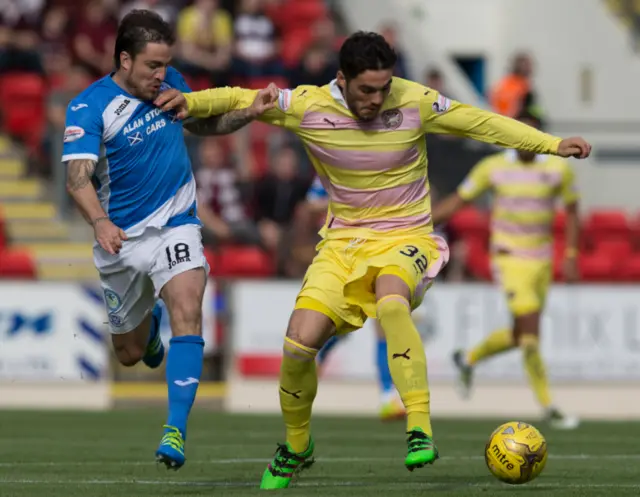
[67,159,97,191]
[184,108,256,136]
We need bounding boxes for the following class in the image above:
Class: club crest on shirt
[381,109,403,129]
[159,82,172,92]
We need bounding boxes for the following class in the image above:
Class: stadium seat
[584,210,630,244]
[449,207,490,244]
[464,240,492,281]
[552,210,566,236]
[211,246,275,278]
[618,254,640,281]
[281,29,315,67]
[593,239,633,260]
[0,250,36,279]
[0,73,47,153]
[578,253,617,282]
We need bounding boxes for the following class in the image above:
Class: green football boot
[260,439,315,489]
[405,427,439,471]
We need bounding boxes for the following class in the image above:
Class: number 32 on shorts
[166,243,191,270]
[399,245,428,275]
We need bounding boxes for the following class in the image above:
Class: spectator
[312,16,340,52]
[0,0,45,74]
[254,146,309,258]
[379,23,410,79]
[40,6,72,87]
[196,137,263,248]
[71,0,117,78]
[119,0,177,23]
[288,42,338,88]
[174,0,233,83]
[489,52,536,118]
[233,0,284,78]
[424,67,453,97]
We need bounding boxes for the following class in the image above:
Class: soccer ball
[484,421,547,485]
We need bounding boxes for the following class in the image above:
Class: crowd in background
[0,0,540,279]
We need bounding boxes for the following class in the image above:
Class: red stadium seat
[0,250,36,279]
[212,246,275,278]
[449,207,490,244]
[584,210,630,245]
[593,239,633,260]
[552,210,566,236]
[0,73,47,153]
[618,254,640,281]
[578,253,617,282]
[281,29,315,67]
[464,240,492,281]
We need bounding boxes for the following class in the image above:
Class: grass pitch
[0,409,638,496]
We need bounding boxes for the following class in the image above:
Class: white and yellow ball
[484,421,548,485]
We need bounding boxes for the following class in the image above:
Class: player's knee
[376,296,410,321]
[286,309,333,349]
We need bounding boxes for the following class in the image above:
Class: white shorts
[94,224,209,334]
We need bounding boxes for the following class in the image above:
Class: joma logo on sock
[491,444,515,470]
[174,377,199,387]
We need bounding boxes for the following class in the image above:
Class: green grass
[0,409,638,496]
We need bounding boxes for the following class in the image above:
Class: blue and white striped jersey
[62,67,199,236]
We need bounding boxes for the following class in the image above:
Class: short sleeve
[559,161,579,205]
[61,100,103,163]
[457,159,494,201]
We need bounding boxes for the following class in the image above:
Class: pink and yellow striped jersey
[457,149,579,259]
[184,78,564,240]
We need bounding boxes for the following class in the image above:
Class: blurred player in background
[432,111,580,430]
[308,176,405,421]
[156,31,591,489]
[62,10,275,469]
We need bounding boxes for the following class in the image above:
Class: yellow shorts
[491,255,552,316]
[296,234,449,333]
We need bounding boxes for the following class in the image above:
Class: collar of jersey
[505,149,546,164]
[329,79,348,109]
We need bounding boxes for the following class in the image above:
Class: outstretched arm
[155,86,279,130]
[183,108,260,136]
[155,85,305,130]
[421,91,591,159]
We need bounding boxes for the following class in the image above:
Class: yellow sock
[466,328,515,366]
[520,334,552,408]
[376,295,432,436]
[279,337,318,453]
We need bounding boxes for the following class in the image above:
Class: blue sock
[165,335,204,439]
[376,338,394,395]
[317,335,341,366]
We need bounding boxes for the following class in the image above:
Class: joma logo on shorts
[491,444,515,470]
